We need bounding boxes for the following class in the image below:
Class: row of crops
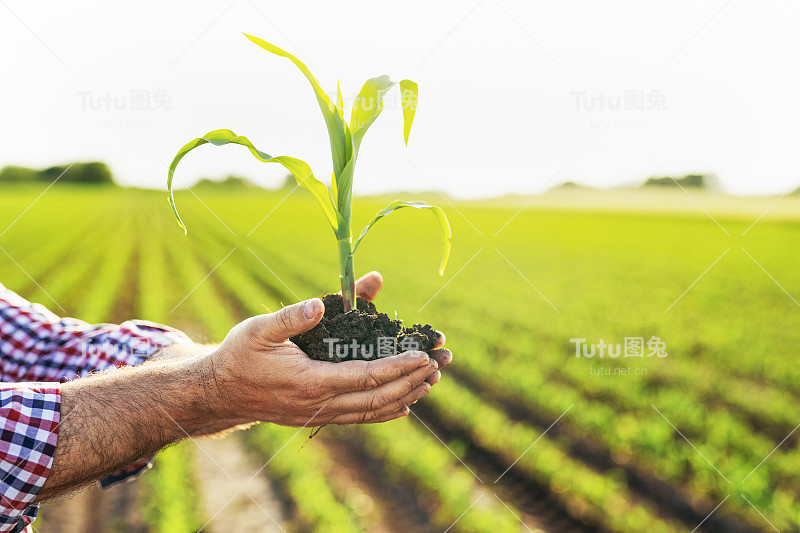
[1,185,798,532]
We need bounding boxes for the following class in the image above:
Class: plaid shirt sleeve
[0,283,192,532]
[0,384,60,533]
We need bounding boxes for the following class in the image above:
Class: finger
[315,350,431,395]
[248,298,324,344]
[286,395,417,426]
[433,330,446,349]
[426,370,441,386]
[330,405,410,425]
[363,381,431,419]
[329,380,431,424]
[363,406,411,424]
[326,360,437,414]
[430,349,452,370]
[354,271,383,302]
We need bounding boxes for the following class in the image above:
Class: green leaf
[167,129,339,234]
[337,76,418,228]
[350,75,395,153]
[243,34,351,177]
[399,79,418,145]
[330,169,338,210]
[349,76,417,155]
[334,159,356,240]
[338,81,353,175]
[352,200,452,275]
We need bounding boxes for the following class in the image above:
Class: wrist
[145,356,216,440]
[149,341,211,363]
[196,349,234,421]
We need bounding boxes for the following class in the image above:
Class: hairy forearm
[149,340,213,363]
[37,354,214,501]
[150,342,254,436]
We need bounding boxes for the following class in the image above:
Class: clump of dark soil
[291,294,438,362]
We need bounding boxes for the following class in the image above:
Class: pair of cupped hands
[202,272,452,428]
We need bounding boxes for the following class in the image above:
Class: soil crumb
[291,294,438,362]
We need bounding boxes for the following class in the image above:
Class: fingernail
[303,299,321,319]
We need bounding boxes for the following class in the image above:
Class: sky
[1,0,800,198]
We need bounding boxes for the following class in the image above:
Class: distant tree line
[193,174,294,190]
[193,175,260,189]
[0,162,115,184]
[555,174,719,192]
[643,174,708,188]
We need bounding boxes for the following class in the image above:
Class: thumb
[255,298,324,344]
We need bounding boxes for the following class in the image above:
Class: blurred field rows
[1,185,798,532]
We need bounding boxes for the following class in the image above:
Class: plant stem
[337,237,356,312]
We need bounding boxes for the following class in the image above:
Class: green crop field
[2,184,799,532]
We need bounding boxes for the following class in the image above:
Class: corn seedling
[167,34,451,312]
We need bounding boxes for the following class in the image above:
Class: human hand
[204,278,440,426]
[353,271,452,385]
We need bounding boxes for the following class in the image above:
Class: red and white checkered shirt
[0,282,191,532]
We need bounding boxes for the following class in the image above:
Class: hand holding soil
[204,272,451,427]
[350,271,451,383]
